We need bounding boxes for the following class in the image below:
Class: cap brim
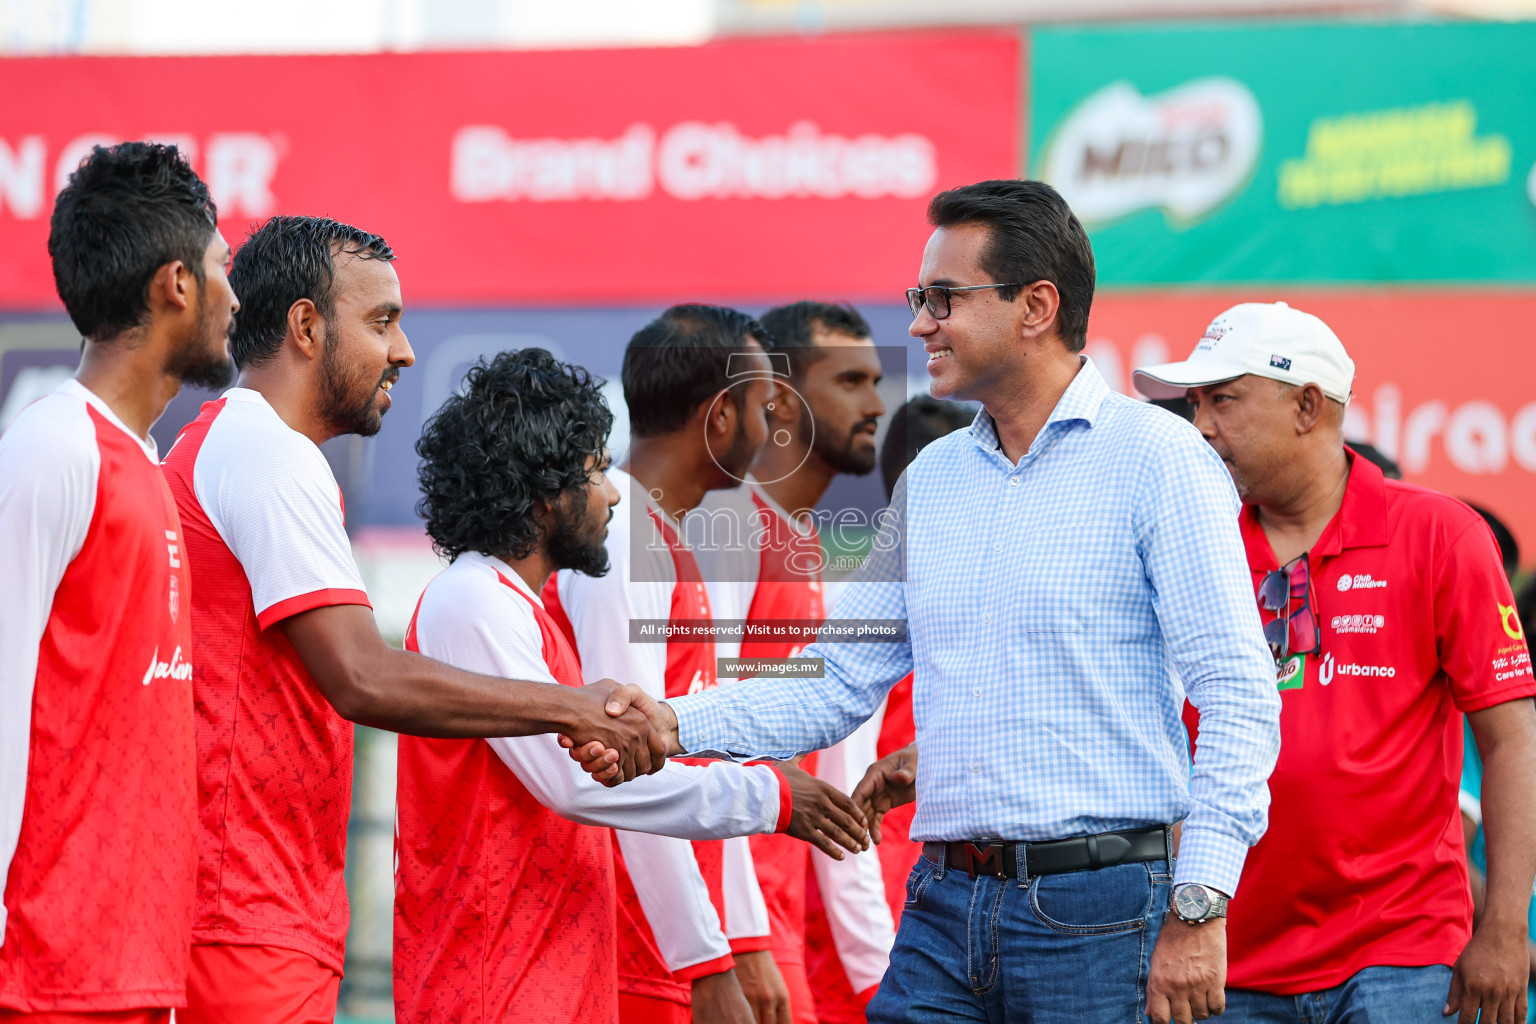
[1132,361,1247,400]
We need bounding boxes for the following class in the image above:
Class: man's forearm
[346,647,590,737]
[281,603,594,737]
[1471,699,1536,933]
[667,648,902,760]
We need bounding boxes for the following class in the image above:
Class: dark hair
[1349,442,1402,481]
[1515,574,1536,642]
[926,179,1095,352]
[415,348,613,562]
[880,395,975,501]
[1467,502,1520,576]
[228,215,395,370]
[622,303,765,438]
[759,301,872,382]
[48,142,217,341]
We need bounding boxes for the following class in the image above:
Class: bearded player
[161,216,664,1024]
[0,142,238,1021]
[546,305,870,1024]
[398,347,871,1023]
[694,301,895,1024]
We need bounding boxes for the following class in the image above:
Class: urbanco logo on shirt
[1317,652,1395,686]
[1336,572,1388,592]
[141,645,193,686]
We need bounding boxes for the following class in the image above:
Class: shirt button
[970,761,981,773]
[993,542,1002,552]
[1008,476,1021,487]
[973,687,982,698]
[983,613,991,624]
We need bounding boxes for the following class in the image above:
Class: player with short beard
[544,305,870,1024]
[693,301,894,1024]
[161,216,667,1024]
[396,348,867,1024]
[0,142,238,1021]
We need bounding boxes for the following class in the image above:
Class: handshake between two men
[562,678,873,861]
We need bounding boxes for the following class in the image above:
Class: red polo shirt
[1220,451,1536,994]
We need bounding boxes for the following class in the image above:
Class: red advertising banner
[1084,291,1536,556]
[0,32,1019,309]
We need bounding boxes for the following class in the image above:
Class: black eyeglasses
[1258,553,1321,663]
[906,283,1021,320]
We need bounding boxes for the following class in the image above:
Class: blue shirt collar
[968,356,1111,452]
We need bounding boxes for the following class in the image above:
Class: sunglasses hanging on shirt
[1258,552,1322,664]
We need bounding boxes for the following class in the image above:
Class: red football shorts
[181,944,339,1024]
[617,991,690,1024]
[0,1013,169,1023]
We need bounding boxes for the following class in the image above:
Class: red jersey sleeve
[1435,517,1536,712]
[194,400,370,629]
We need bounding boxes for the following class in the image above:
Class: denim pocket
[904,859,938,911]
[1027,861,1152,935]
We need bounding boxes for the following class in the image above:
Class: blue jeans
[1223,965,1454,1023]
[867,852,1172,1023]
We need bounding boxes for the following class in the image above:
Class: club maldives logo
[1040,77,1262,227]
[1336,573,1387,592]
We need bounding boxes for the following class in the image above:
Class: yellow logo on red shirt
[1498,602,1524,640]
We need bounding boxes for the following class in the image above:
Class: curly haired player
[396,348,868,1023]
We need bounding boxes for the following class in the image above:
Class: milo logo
[1040,76,1263,227]
[1277,653,1306,691]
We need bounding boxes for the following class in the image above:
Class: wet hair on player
[880,395,975,501]
[622,303,767,438]
[926,179,1096,353]
[415,348,614,563]
[759,301,871,382]
[48,141,217,342]
[228,215,395,370]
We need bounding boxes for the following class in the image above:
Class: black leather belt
[922,825,1171,880]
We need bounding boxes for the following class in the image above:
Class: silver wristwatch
[1170,883,1229,924]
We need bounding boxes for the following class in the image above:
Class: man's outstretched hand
[556,679,669,785]
[851,743,917,845]
[781,762,869,860]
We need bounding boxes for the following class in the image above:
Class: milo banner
[1030,22,1536,283]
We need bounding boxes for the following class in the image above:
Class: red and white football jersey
[544,469,775,1006]
[698,482,895,1006]
[0,379,196,1012]
[397,552,789,1024]
[161,388,372,972]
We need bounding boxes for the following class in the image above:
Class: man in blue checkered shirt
[647,180,1281,1024]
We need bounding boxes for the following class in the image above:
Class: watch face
[1174,886,1211,919]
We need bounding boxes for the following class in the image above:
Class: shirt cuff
[671,952,735,983]
[1172,827,1249,897]
[728,935,773,954]
[256,588,372,631]
[673,689,731,756]
[769,766,793,834]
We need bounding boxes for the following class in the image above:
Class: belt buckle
[962,842,1006,879]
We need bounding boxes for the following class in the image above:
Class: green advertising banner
[1028,22,1536,284]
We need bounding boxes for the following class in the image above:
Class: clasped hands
[555,681,870,858]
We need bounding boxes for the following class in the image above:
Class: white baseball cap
[1132,302,1355,404]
